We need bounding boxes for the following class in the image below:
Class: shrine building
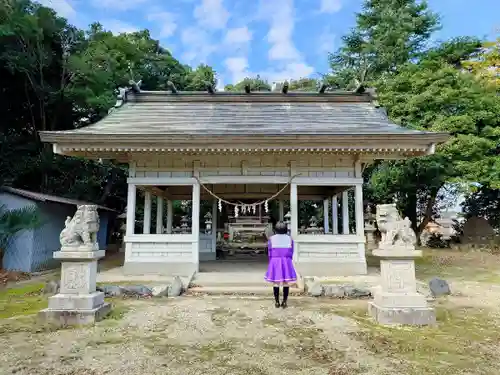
[39,84,448,277]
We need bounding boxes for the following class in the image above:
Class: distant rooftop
[1,187,116,212]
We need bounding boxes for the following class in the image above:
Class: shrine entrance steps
[187,271,305,295]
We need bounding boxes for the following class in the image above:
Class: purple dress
[265,234,298,283]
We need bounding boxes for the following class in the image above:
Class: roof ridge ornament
[108,87,129,114]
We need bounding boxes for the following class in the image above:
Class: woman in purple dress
[264,221,297,308]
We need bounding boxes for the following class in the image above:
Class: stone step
[187,285,303,295]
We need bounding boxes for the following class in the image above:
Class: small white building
[40,88,447,277]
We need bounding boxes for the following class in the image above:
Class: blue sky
[39,0,499,89]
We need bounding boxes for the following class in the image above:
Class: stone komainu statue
[376,203,417,250]
[60,205,100,251]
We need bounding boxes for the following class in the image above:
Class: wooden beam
[167,81,177,94]
[206,82,215,94]
[282,81,289,94]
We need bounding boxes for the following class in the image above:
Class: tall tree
[0,0,217,211]
[463,35,500,89]
[328,0,440,88]
[225,75,271,91]
[367,39,500,242]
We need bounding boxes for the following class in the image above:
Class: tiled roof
[44,91,437,137]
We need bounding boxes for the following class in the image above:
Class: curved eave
[39,132,449,145]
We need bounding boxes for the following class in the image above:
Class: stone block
[374,292,427,308]
[429,277,451,297]
[60,260,98,294]
[38,303,111,326]
[48,292,104,310]
[369,302,436,326]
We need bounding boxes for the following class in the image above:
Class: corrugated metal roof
[1,187,116,212]
[50,91,431,136]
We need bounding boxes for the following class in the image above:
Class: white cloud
[36,0,76,18]
[224,57,250,83]
[147,12,177,38]
[224,27,252,46]
[101,19,139,34]
[91,0,149,11]
[318,27,336,55]
[248,0,314,84]
[194,0,230,29]
[181,28,218,65]
[259,0,300,61]
[320,0,342,13]
[260,62,315,83]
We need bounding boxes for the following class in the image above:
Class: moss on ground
[329,302,500,375]
[0,282,46,319]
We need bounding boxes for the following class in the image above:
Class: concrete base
[38,302,111,326]
[48,292,105,310]
[123,261,197,276]
[368,302,436,326]
[199,252,217,261]
[295,261,368,276]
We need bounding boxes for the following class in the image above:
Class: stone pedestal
[39,250,111,326]
[369,249,435,326]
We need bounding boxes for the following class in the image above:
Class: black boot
[282,286,289,308]
[273,286,280,308]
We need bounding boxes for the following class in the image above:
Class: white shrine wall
[123,153,368,276]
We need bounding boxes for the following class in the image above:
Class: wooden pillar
[156,196,164,234]
[143,190,151,234]
[211,199,217,253]
[290,184,298,261]
[331,195,338,234]
[125,184,136,236]
[323,198,329,233]
[191,183,200,267]
[166,200,173,234]
[355,184,364,235]
[342,190,349,235]
[279,200,284,221]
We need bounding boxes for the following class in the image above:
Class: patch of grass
[197,340,237,360]
[369,248,500,283]
[332,303,500,375]
[210,307,251,326]
[262,316,284,327]
[0,282,47,319]
[87,335,128,347]
[102,301,130,321]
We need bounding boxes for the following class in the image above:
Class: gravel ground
[0,297,394,375]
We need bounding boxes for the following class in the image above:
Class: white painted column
[125,184,136,236]
[279,200,285,221]
[355,184,364,235]
[342,190,349,235]
[166,200,173,234]
[211,199,217,253]
[323,198,329,233]
[143,190,152,234]
[331,196,338,234]
[191,183,201,268]
[156,196,164,234]
[290,183,298,262]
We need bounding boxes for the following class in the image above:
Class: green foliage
[225,75,271,92]
[0,204,42,250]
[328,0,440,86]
[0,0,218,213]
[461,187,500,230]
